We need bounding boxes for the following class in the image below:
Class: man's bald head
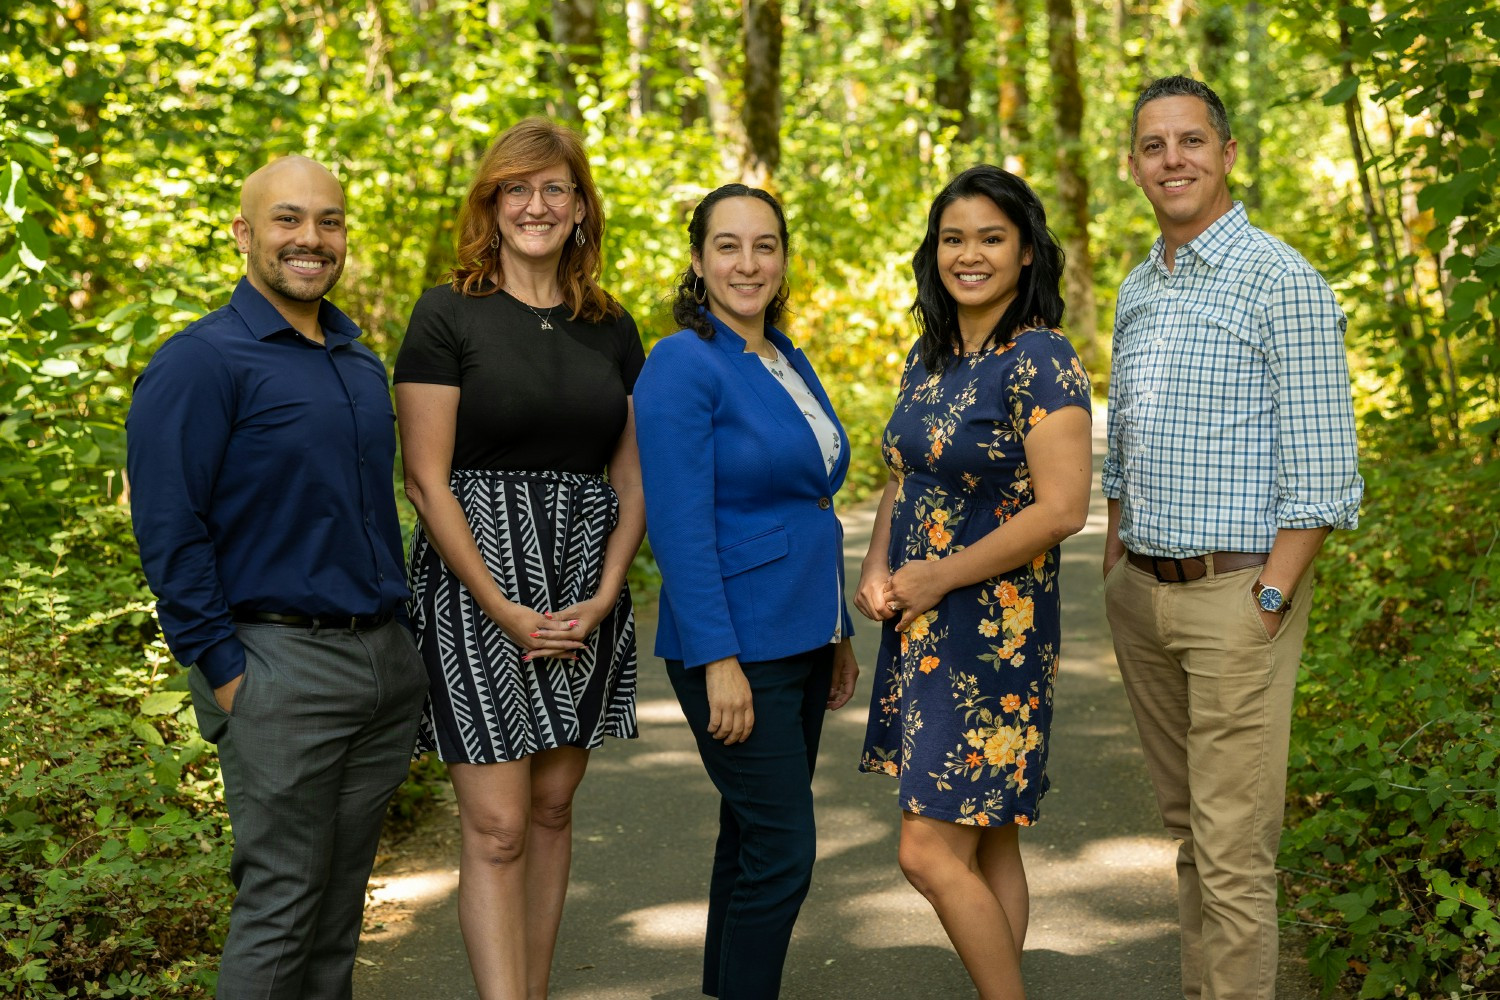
[232,155,348,319]
[238,155,344,221]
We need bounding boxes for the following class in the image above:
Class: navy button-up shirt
[127,278,410,687]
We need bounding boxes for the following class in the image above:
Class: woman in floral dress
[856,165,1093,998]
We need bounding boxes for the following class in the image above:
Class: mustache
[277,248,338,263]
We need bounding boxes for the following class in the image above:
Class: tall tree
[994,0,1030,171]
[1045,0,1097,355]
[551,0,601,120]
[626,0,655,120]
[742,0,784,185]
[931,0,976,142]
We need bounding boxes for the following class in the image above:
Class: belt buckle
[1151,556,1201,584]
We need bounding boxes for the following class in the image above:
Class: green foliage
[1282,433,1500,996]
[0,507,227,997]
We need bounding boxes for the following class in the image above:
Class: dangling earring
[574,226,586,248]
[692,275,707,305]
[779,276,791,301]
[489,233,499,250]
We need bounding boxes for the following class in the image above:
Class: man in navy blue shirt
[128,156,427,1000]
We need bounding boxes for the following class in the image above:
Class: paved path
[354,422,1336,998]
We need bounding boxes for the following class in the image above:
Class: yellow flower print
[884,760,900,776]
[1012,653,1027,668]
[963,728,987,749]
[907,611,937,641]
[978,619,999,638]
[931,509,949,523]
[919,655,941,674]
[983,725,1026,767]
[995,581,1019,607]
[1003,596,1035,635]
[1024,726,1042,752]
[1001,693,1022,714]
[1028,405,1048,426]
[907,797,925,814]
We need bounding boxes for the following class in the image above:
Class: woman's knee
[529,793,575,834]
[460,808,531,866]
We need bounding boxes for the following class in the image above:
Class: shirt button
[818,497,831,510]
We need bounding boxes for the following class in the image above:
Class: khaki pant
[1104,555,1313,1000]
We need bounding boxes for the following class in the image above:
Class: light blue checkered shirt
[1103,203,1363,557]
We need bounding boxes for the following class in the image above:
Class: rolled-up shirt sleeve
[127,336,246,687]
[1263,267,1363,530]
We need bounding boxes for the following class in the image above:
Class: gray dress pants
[189,619,427,1000]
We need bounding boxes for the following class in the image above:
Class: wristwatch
[1253,581,1289,614]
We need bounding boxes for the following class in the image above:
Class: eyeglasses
[500,181,577,208]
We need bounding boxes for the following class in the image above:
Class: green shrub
[1282,443,1500,997]
[0,506,227,998]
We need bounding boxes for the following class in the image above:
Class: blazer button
[817,496,831,510]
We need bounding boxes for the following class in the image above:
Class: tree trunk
[1045,0,1097,357]
[550,0,601,121]
[742,0,784,186]
[994,0,1030,172]
[1338,19,1434,437]
[627,0,655,120]
[1240,0,1263,212]
[931,0,975,142]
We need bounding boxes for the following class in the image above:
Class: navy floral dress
[860,328,1091,827]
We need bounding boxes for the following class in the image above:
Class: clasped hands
[855,558,945,632]
[489,596,611,662]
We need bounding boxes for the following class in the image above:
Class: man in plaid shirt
[1102,75,1363,1000]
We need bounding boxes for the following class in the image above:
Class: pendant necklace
[521,301,556,330]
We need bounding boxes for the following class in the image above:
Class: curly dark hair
[670,184,790,339]
[911,165,1065,372]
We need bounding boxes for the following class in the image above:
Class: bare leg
[977,824,1028,953]
[450,760,532,1000]
[523,747,591,1000]
[898,812,1026,1000]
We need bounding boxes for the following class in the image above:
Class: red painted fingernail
[529,632,541,638]
[568,619,579,628]
[522,654,533,662]
[542,613,554,620]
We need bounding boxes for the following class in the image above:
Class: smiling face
[233,157,347,315]
[1129,94,1237,249]
[497,163,585,270]
[935,196,1033,342]
[692,196,786,339]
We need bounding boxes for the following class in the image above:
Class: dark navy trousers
[667,646,834,1000]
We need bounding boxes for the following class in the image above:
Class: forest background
[1,0,1496,996]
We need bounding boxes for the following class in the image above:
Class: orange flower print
[995,581,1019,607]
[919,655,941,674]
[983,725,1026,767]
[884,760,900,776]
[931,438,945,459]
[965,751,984,769]
[1029,695,1040,710]
[1032,552,1046,570]
[974,812,990,826]
[927,522,952,550]
[978,619,999,638]
[1028,405,1048,427]
[1015,815,1032,827]
[1003,596,1035,635]
[1001,693,1022,714]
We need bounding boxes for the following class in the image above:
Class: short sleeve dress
[395,285,645,763]
[859,327,1091,826]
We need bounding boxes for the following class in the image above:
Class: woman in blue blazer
[634,184,859,1000]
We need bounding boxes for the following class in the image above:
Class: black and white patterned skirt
[408,469,638,763]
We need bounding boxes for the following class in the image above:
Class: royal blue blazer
[634,315,854,669]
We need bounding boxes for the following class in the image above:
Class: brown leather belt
[1126,550,1268,583]
[233,610,395,631]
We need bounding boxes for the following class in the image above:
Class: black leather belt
[1126,550,1267,583]
[233,610,395,631]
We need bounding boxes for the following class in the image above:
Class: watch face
[1257,585,1285,613]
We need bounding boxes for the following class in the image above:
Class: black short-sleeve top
[394,285,645,474]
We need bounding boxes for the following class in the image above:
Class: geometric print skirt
[408,469,639,763]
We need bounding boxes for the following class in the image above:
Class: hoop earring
[779,277,791,301]
[489,233,499,250]
[692,276,707,305]
[574,226,586,248]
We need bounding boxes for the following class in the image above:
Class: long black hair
[671,184,790,339]
[911,165,1065,371]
